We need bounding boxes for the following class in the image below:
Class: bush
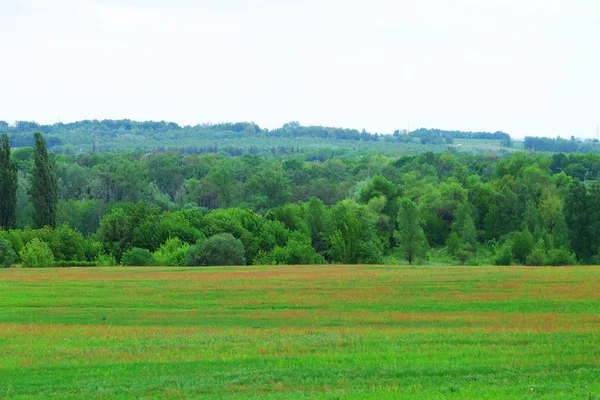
[511,230,533,264]
[95,253,117,267]
[493,242,513,266]
[0,237,17,268]
[153,238,193,266]
[526,239,548,266]
[256,232,326,265]
[20,239,55,268]
[547,248,576,266]
[121,247,155,266]
[187,233,246,266]
[526,247,547,266]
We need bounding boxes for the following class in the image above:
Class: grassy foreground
[0,265,599,399]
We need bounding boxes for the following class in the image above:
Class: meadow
[0,265,599,399]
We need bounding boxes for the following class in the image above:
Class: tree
[328,210,361,264]
[20,238,55,268]
[452,203,477,246]
[511,229,534,264]
[153,238,193,266]
[394,198,428,264]
[187,233,246,266]
[121,247,155,266]
[305,197,327,253]
[205,165,238,208]
[326,201,383,264]
[256,232,326,265]
[0,237,17,268]
[564,180,590,260]
[31,133,58,228]
[0,134,17,229]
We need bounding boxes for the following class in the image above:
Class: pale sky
[0,0,598,138]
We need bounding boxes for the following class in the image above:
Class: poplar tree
[0,134,17,229]
[32,132,58,228]
[395,198,428,264]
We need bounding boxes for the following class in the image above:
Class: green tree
[153,238,193,266]
[511,229,534,264]
[121,247,155,266]
[0,134,17,229]
[452,203,477,246]
[257,232,326,265]
[394,198,428,264]
[551,212,570,250]
[31,133,58,228]
[0,237,17,268]
[326,201,383,264]
[206,165,238,208]
[245,166,291,212]
[564,180,590,260]
[328,210,361,264]
[305,197,328,253]
[20,238,55,268]
[187,233,246,266]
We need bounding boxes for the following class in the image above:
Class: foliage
[19,238,55,268]
[492,242,513,266]
[153,238,193,266]
[31,133,58,228]
[395,198,428,264]
[121,247,155,266]
[0,134,17,228]
[0,237,17,268]
[4,130,600,267]
[95,253,117,267]
[187,233,246,266]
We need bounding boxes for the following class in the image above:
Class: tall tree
[31,132,58,228]
[452,202,477,246]
[564,179,590,260]
[0,134,17,228]
[395,198,428,264]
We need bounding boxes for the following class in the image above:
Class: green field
[1,265,599,399]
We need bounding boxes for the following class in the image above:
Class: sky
[0,0,598,139]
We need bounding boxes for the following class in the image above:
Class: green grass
[1,265,599,399]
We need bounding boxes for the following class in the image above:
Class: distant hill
[0,119,515,155]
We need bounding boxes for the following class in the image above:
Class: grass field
[1,265,599,399]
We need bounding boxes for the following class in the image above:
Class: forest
[0,119,513,155]
[1,123,600,268]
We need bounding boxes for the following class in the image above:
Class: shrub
[121,247,155,266]
[257,232,326,265]
[493,242,513,266]
[0,237,17,268]
[95,253,117,267]
[20,239,55,268]
[511,230,533,264]
[547,248,576,266]
[187,233,246,266]
[526,239,548,266]
[153,238,193,266]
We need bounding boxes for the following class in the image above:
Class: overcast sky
[1,0,598,138]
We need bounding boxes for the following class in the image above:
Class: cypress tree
[0,134,17,228]
[31,132,58,228]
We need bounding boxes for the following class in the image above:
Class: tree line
[2,133,600,267]
[0,119,514,155]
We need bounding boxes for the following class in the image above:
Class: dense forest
[2,122,600,268]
